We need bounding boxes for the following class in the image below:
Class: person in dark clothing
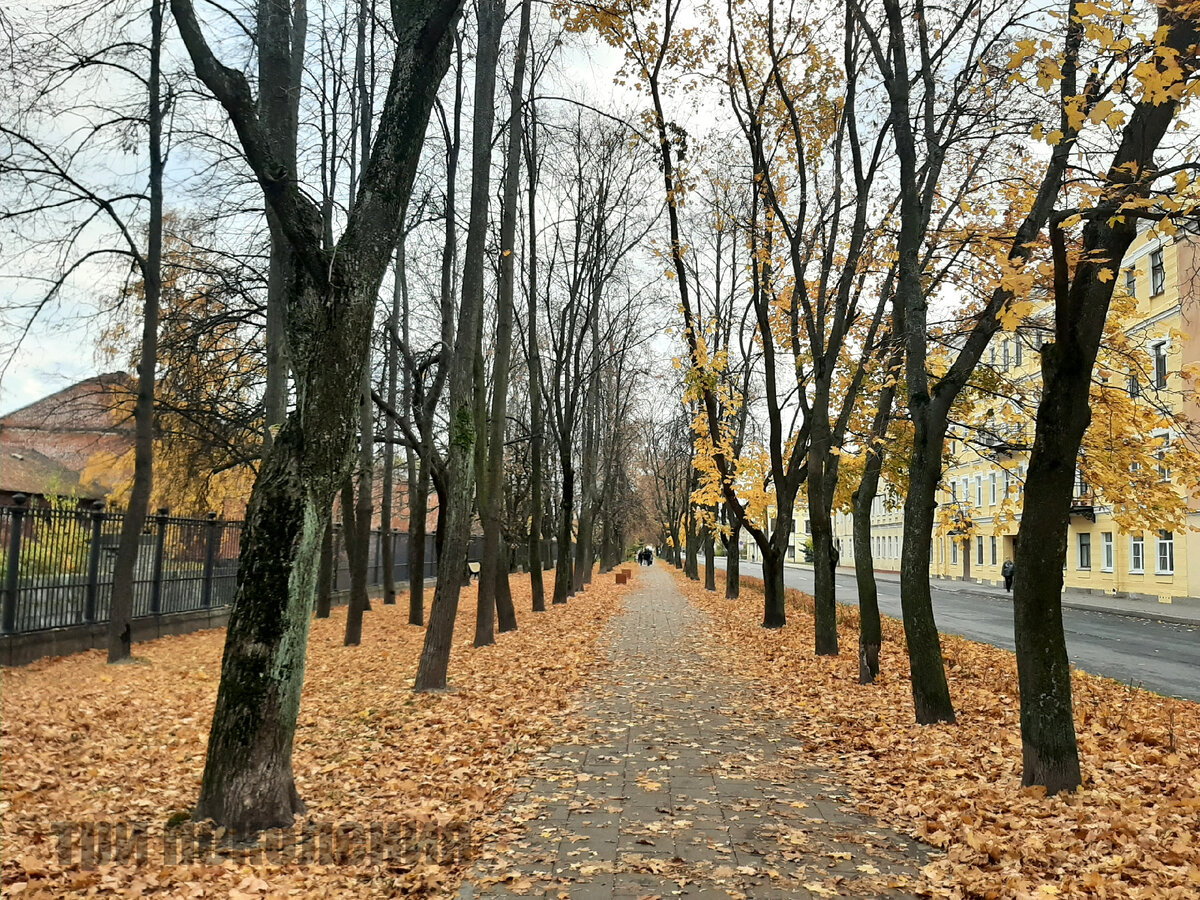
[1002,558,1015,592]
[830,543,840,581]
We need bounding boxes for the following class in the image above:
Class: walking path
[460,566,931,899]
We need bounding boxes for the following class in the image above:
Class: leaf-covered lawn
[682,569,1200,899]
[1,572,632,898]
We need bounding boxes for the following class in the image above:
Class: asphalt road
[713,559,1199,701]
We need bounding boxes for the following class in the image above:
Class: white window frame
[976,535,985,565]
[1157,531,1174,575]
[975,475,983,507]
[951,541,958,565]
[1130,534,1145,574]
[1101,532,1114,572]
[989,472,997,505]
[1078,533,1091,570]
[1124,266,1136,298]
[990,535,997,566]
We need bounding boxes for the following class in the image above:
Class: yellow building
[837,227,1200,602]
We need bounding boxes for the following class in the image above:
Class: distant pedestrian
[1002,558,1015,592]
[829,543,840,581]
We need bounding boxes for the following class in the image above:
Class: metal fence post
[2,494,28,633]
[84,500,106,623]
[200,513,219,609]
[374,529,383,585]
[149,508,169,615]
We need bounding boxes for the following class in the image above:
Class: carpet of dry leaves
[1,570,634,898]
[683,567,1200,900]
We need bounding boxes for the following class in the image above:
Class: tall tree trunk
[899,415,957,724]
[760,541,786,628]
[315,519,333,618]
[408,456,429,626]
[703,527,715,591]
[381,238,406,607]
[345,363,374,646]
[262,1,305,450]
[1013,9,1196,787]
[684,501,699,581]
[807,413,839,656]
[853,459,884,684]
[525,93,545,612]
[552,456,574,604]
[478,0,529,642]
[108,0,164,664]
[175,0,464,826]
[724,517,740,599]
[414,0,502,690]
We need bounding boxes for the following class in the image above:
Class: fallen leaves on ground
[680,568,1200,899]
[1,569,636,898]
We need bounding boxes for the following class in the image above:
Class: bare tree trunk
[345,362,374,645]
[807,407,839,656]
[315,519,333,618]
[723,515,740,599]
[176,0,464,825]
[408,457,429,625]
[108,0,164,664]
[478,0,528,642]
[703,527,715,591]
[853,459,883,684]
[415,0,502,690]
[552,456,574,604]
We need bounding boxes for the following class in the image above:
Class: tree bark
[724,517,740,599]
[852,460,883,684]
[478,0,529,641]
[344,363,374,646]
[703,528,715,591]
[760,542,786,628]
[108,0,164,664]
[174,0,464,822]
[315,519,333,618]
[415,0,502,689]
[408,456,429,625]
[898,416,957,723]
[552,457,574,604]
[524,90,546,612]
[807,416,839,656]
[1013,7,1196,788]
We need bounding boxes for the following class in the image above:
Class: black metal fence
[1,496,241,635]
[2,494,560,637]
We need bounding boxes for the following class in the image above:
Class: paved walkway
[460,566,930,899]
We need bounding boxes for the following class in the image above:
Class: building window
[1153,342,1168,389]
[976,536,985,565]
[990,472,997,505]
[1150,248,1165,296]
[1102,532,1114,572]
[1003,469,1011,497]
[1156,432,1171,482]
[1157,531,1174,574]
[1015,338,1023,367]
[990,536,997,566]
[1130,534,1145,573]
[1128,370,1140,398]
[804,518,811,534]
[950,481,957,501]
[1125,267,1136,298]
[951,541,958,565]
[1078,533,1091,570]
[975,476,983,507]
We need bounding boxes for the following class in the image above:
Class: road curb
[762,561,1200,627]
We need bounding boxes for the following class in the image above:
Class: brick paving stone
[461,566,932,898]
